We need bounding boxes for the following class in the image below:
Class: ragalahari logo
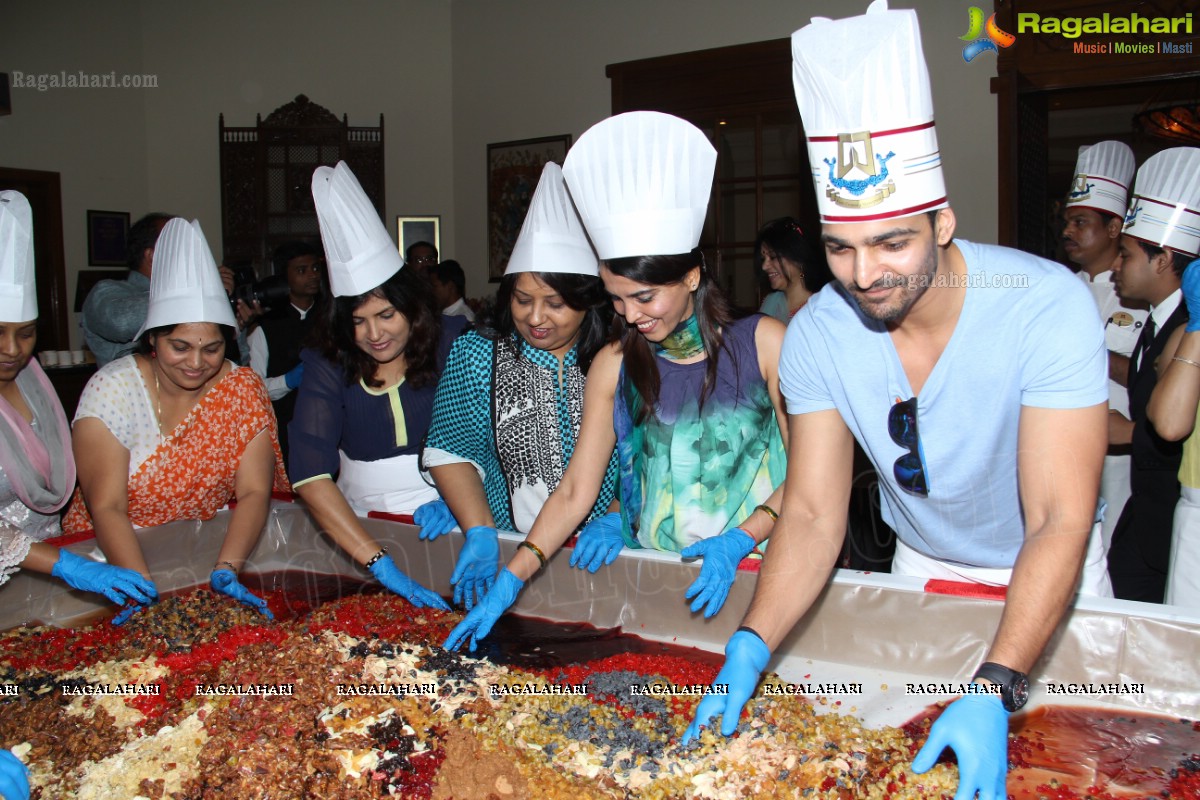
[960,6,1016,62]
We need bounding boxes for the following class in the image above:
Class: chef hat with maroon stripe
[791,0,947,224]
[1065,141,1135,219]
[1122,147,1200,257]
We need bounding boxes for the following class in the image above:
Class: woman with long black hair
[288,162,454,611]
[447,112,788,650]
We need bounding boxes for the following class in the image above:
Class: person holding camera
[244,241,325,468]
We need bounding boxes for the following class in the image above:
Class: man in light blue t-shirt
[686,5,1109,800]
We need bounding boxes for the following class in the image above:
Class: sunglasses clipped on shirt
[888,396,929,496]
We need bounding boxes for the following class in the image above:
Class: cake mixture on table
[0,585,1194,799]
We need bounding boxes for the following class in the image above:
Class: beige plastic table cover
[3,501,1197,725]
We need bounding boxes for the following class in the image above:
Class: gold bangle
[519,540,547,569]
[754,503,779,521]
[1172,356,1200,369]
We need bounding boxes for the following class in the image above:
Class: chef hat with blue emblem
[1065,141,1135,219]
[1122,147,1200,257]
[791,0,947,223]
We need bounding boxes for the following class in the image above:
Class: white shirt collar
[1149,288,1182,330]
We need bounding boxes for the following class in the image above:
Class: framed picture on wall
[396,215,441,260]
[86,209,130,266]
[487,134,571,281]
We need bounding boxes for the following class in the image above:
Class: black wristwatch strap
[973,661,1029,712]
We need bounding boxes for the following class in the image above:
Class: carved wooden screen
[219,95,384,272]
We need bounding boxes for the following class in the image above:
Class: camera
[231,263,291,311]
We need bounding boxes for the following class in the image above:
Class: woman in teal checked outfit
[446,112,789,652]
[421,164,619,609]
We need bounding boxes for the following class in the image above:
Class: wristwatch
[972,661,1029,712]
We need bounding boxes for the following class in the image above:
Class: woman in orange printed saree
[66,218,289,623]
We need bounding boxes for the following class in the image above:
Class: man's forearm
[740,511,845,649]
[983,524,1090,673]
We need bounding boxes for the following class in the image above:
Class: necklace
[652,313,705,360]
[153,367,165,437]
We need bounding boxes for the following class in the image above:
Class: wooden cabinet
[219,95,384,274]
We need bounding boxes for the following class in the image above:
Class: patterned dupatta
[0,359,75,513]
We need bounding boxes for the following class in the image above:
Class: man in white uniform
[1062,141,1146,549]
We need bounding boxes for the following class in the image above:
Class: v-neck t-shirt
[779,239,1107,568]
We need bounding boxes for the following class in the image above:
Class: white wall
[138,0,455,268]
[450,0,999,295]
[0,1,151,347]
[1,0,455,348]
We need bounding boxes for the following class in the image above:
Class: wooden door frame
[0,166,69,348]
[992,0,1200,247]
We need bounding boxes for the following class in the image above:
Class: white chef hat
[1065,141,1135,218]
[1122,147,1200,257]
[136,217,235,338]
[562,111,715,260]
[0,191,37,323]
[505,163,598,276]
[312,161,404,297]
[792,0,947,223]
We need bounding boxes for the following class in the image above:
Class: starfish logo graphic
[960,6,1016,62]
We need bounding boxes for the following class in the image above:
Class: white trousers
[892,522,1113,598]
[1099,453,1132,552]
[1167,486,1200,607]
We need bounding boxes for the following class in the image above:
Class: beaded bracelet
[216,561,239,574]
[519,540,547,569]
[364,548,388,569]
[1172,356,1200,369]
[754,503,779,521]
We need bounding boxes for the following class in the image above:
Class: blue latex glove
[210,569,274,620]
[51,549,157,607]
[112,602,148,626]
[284,362,305,390]
[414,499,458,541]
[444,567,523,652]
[450,526,500,609]
[0,749,29,800]
[1184,258,1200,332]
[680,528,756,618]
[911,692,1010,800]
[569,512,624,572]
[369,554,450,611]
[682,629,770,743]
